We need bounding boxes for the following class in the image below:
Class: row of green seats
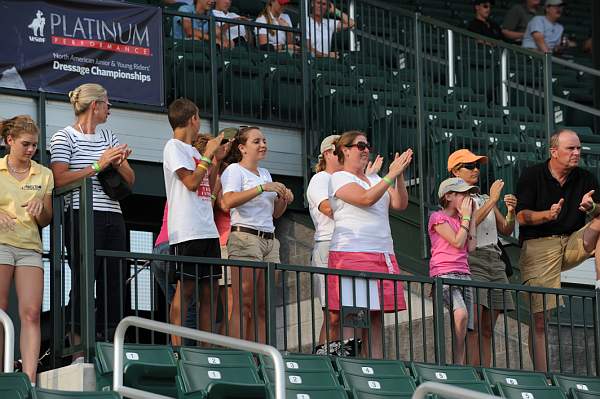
[0,372,118,399]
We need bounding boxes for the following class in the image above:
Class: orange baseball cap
[447,149,488,172]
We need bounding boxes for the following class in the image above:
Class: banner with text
[0,0,164,106]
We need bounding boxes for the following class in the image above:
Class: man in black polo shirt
[516,129,600,372]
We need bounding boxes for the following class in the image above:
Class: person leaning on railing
[212,0,250,48]
[306,0,355,58]
[516,128,600,372]
[501,0,541,44]
[0,115,53,384]
[447,149,517,368]
[220,126,294,344]
[172,0,230,48]
[49,83,134,361]
[256,0,299,53]
[326,131,412,359]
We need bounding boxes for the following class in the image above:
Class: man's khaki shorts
[519,223,593,313]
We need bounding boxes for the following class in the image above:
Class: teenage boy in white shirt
[162,98,225,344]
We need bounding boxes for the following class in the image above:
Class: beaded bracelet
[256,185,264,194]
[588,202,597,216]
[196,163,208,172]
[460,225,470,233]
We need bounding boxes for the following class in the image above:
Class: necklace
[7,159,31,174]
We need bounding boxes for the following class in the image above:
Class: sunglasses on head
[219,125,260,144]
[460,162,480,170]
[345,141,372,151]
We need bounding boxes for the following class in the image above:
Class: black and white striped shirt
[50,126,122,213]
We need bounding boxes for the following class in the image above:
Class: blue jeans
[151,242,197,344]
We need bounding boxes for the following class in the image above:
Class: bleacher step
[37,362,96,392]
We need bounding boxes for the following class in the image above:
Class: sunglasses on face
[460,162,480,170]
[345,141,372,151]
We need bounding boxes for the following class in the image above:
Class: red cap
[277,0,290,5]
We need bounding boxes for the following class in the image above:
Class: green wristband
[200,155,212,165]
[334,8,342,18]
[91,161,101,173]
[462,216,471,222]
[382,176,394,187]
[257,185,264,194]
[588,202,597,215]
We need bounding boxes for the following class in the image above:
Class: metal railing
[112,316,285,399]
[67,249,600,376]
[50,178,95,367]
[0,309,15,373]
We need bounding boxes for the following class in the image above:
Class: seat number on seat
[521,393,534,399]
[286,361,299,369]
[208,357,221,365]
[208,370,222,379]
[296,394,310,399]
[367,381,381,389]
[361,366,374,375]
[435,372,447,380]
[125,352,139,361]
[506,378,518,385]
[289,375,302,384]
[576,384,589,391]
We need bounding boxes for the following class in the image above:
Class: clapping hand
[23,198,44,217]
[0,210,16,232]
[549,198,565,220]
[489,179,504,203]
[387,149,413,178]
[365,155,383,176]
[504,194,517,212]
[579,190,595,213]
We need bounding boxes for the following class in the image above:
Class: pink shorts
[327,251,406,312]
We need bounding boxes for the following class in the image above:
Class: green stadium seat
[220,56,264,118]
[340,373,415,396]
[571,388,600,399]
[496,383,567,399]
[481,368,548,388]
[552,374,600,394]
[335,357,408,378]
[179,347,257,368]
[0,373,33,399]
[410,363,480,383]
[267,385,350,399]
[94,342,177,397]
[260,353,335,373]
[177,360,266,399]
[34,389,120,399]
[262,367,341,389]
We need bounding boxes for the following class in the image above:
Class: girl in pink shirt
[428,177,478,365]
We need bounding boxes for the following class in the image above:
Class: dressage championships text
[52,61,152,82]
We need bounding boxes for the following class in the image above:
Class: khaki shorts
[469,245,515,311]
[519,223,593,313]
[227,230,280,263]
[0,243,43,268]
[219,245,232,286]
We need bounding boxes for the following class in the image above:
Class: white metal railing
[412,382,500,399]
[0,309,14,373]
[113,316,285,399]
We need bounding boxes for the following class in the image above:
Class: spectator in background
[447,150,517,368]
[522,0,564,53]
[327,131,411,358]
[468,1,503,41]
[162,99,225,345]
[502,0,541,43]
[50,83,134,360]
[173,0,230,48]
[256,0,298,52]
[221,126,294,343]
[516,129,600,372]
[306,0,355,58]
[212,0,249,48]
[0,115,53,383]
[163,0,193,5]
